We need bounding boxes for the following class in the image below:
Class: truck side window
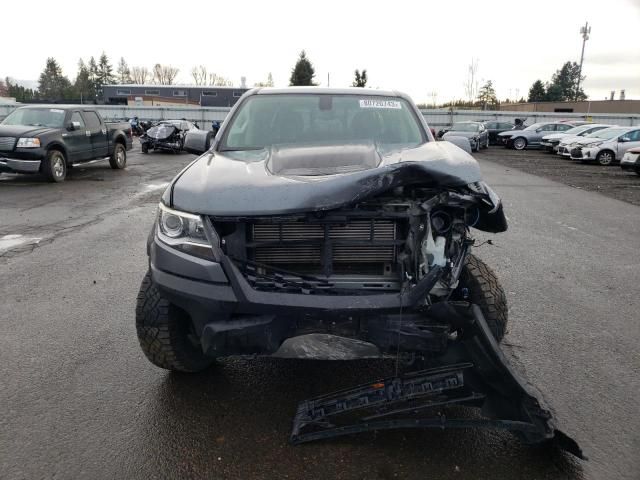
[71,112,85,128]
[83,111,101,130]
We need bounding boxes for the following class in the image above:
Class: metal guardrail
[0,103,638,127]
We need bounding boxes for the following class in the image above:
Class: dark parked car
[0,106,132,182]
[441,121,489,151]
[133,87,581,456]
[140,119,201,154]
[482,120,515,145]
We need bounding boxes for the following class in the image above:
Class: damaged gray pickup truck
[136,87,582,458]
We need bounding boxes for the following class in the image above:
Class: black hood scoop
[268,143,381,176]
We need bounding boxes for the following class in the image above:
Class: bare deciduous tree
[152,64,179,85]
[463,58,479,103]
[190,66,232,86]
[131,66,149,84]
[254,72,274,87]
[191,65,208,85]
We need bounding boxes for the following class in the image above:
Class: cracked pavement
[0,147,638,479]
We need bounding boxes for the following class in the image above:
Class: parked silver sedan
[442,121,489,152]
[498,122,576,150]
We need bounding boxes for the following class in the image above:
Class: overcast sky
[2,0,639,103]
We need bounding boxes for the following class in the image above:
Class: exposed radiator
[250,220,397,268]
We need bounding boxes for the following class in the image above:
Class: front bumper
[149,234,449,358]
[621,153,639,171]
[498,136,512,146]
[0,157,41,173]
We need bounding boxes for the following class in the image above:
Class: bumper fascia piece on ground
[290,304,585,460]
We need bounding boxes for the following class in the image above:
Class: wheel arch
[113,133,127,147]
[42,143,69,173]
[45,142,69,162]
[597,148,616,159]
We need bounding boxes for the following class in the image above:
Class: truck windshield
[220,94,426,152]
[1,108,66,128]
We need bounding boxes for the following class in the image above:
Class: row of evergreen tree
[2,51,588,105]
[527,62,587,102]
[3,54,178,103]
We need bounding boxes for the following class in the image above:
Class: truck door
[64,111,92,163]
[82,111,108,158]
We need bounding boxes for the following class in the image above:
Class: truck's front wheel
[456,254,509,342]
[135,272,215,372]
[109,143,127,169]
[42,149,67,182]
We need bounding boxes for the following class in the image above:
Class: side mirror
[183,130,212,155]
[619,136,630,142]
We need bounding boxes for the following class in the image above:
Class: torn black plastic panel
[290,303,585,460]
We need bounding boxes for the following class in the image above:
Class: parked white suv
[568,127,640,165]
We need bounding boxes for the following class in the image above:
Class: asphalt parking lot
[479,146,640,207]
[1,145,639,479]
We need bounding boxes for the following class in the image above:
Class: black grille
[570,147,583,158]
[0,137,16,151]
[248,219,399,276]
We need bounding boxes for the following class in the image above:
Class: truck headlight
[157,203,213,259]
[16,138,41,148]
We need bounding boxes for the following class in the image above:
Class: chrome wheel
[116,149,125,166]
[53,156,64,178]
[597,151,614,166]
[109,144,127,169]
[513,137,527,150]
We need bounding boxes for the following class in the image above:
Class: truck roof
[252,86,409,99]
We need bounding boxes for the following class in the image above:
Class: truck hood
[169,141,483,216]
[0,124,58,137]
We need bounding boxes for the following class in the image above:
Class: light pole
[575,21,591,101]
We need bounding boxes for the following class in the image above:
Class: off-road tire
[458,254,509,342]
[109,143,127,169]
[42,149,67,182]
[136,272,215,372]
